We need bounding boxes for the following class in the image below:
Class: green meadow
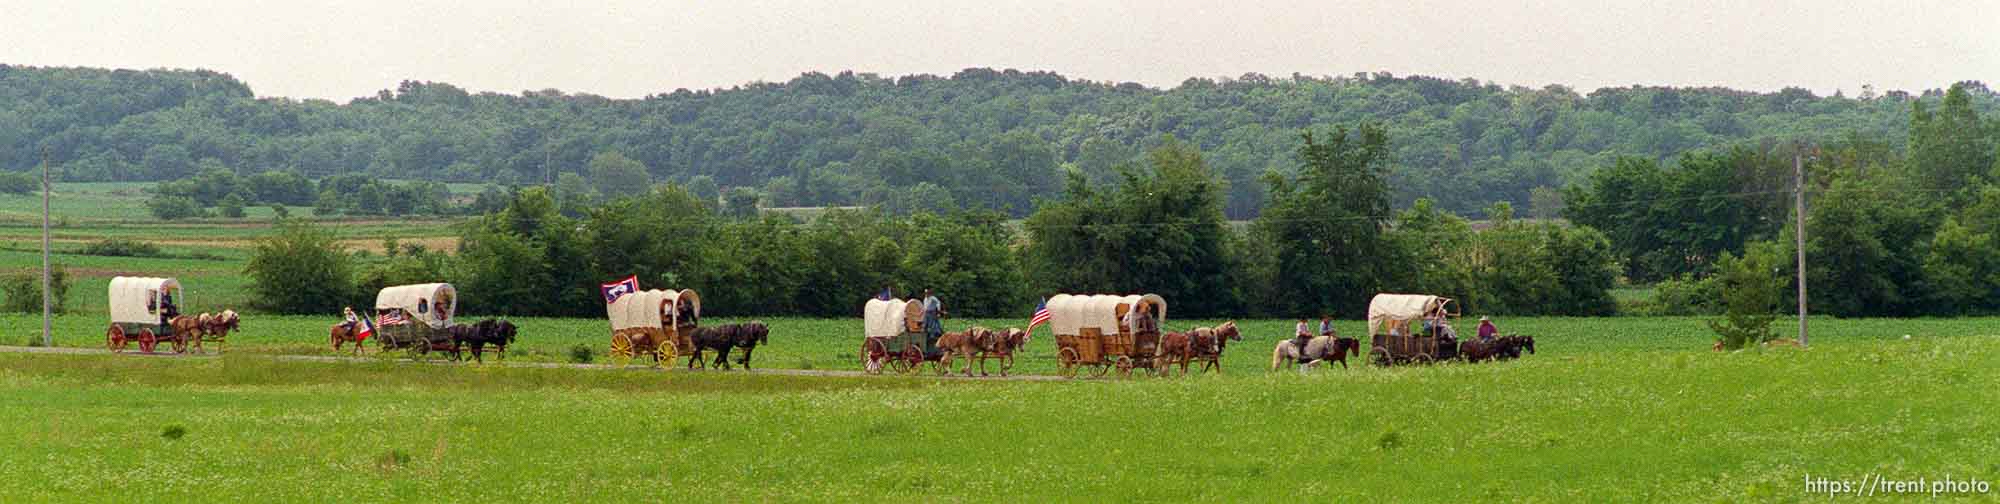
[1,186,1996,501]
[1,335,1995,501]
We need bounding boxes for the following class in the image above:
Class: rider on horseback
[341,306,359,331]
[1292,318,1313,361]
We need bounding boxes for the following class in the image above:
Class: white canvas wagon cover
[864,298,923,339]
[1047,293,1166,336]
[375,283,456,329]
[1367,293,1451,337]
[108,276,180,325]
[608,289,700,331]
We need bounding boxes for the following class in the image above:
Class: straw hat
[1479,316,1490,322]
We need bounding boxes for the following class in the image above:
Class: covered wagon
[374,283,458,357]
[106,276,191,353]
[1366,293,1457,366]
[861,297,936,374]
[607,289,701,364]
[1047,293,1166,378]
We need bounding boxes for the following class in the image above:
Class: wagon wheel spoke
[1369,347,1392,367]
[138,329,157,354]
[1088,360,1111,378]
[1057,347,1079,379]
[108,326,126,352]
[1413,353,1435,366]
[656,340,678,366]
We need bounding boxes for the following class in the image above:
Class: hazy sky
[3,0,1995,101]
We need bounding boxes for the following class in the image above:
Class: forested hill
[4,64,1996,216]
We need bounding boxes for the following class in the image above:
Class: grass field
[3,193,1997,500]
[1,334,1994,501]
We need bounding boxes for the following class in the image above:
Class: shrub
[1708,244,1786,349]
[217,193,247,218]
[1651,275,1721,316]
[1,264,69,314]
[0,172,36,195]
[80,238,164,258]
[161,424,187,440]
[568,344,595,364]
[245,219,357,314]
[148,194,206,220]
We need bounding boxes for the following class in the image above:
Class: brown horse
[936,327,997,376]
[1190,321,1242,374]
[936,327,1028,376]
[170,315,205,346]
[1156,330,1193,376]
[330,322,365,355]
[194,310,239,353]
[1461,335,1535,363]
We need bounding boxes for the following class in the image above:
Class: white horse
[1270,336,1362,371]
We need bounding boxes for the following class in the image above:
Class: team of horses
[307,312,1532,374]
[1271,333,1538,371]
[688,321,770,370]
[935,326,1031,376]
[326,317,518,362]
[166,309,240,353]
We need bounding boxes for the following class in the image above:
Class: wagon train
[1047,293,1166,378]
[105,276,192,354]
[1365,293,1459,366]
[607,288,701,365]
[861,297,943,374]
[373,283,459,358]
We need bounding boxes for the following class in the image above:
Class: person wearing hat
[1476,316,1498,342]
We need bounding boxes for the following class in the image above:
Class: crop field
[1,334,1996,501]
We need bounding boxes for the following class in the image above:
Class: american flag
[377,310,407,326]
[1027,297,1052,332]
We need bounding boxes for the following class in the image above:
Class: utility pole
[1794,150,1808,347]
[41,147,52,347]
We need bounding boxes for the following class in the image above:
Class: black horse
[689,321,769,370]
[451,318,518,363]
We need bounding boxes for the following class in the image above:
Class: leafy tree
[587,152,652,199]
[1252,124,1398,317]
[686,175,719,208]
[1023,137,1240,316]
[1707,242,1787,349]
[722,187,760,219]
[244,219,357,314]
[1909,83,1995,203]
[217,193,246,218]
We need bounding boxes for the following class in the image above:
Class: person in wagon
[921,288,944,339]
[158,291,180,327]
[1476,316,1498,342]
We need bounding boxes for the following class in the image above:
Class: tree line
[249,126,1618,320]
[9,64,1995,219]
[1571,83,2000,318]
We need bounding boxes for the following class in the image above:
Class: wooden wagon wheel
[888,344,916,374]
[1088,360,1112,379]
[1369,346,1393,367]
[107,325,127,352]
[137,329,157,354]
[610,333,635,359]
[655,340,678,366]
[898,345,924,375]
[1412,353,1435,366]
[1114,356,1134,377]
[861,338,887,374]
[1056,347,1080,378]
